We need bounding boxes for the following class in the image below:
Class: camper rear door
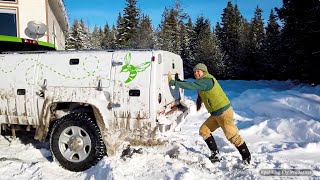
[161,52,183,112]
[111,51,152,119]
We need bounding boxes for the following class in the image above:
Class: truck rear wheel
[50,113,105,172]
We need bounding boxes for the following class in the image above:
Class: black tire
[50,113,106,172]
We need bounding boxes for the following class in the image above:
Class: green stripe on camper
[0,35,56,49]
[0,35,22,43]
[38,41,55,49]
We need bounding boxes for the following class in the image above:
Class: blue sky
[64,0,282,29]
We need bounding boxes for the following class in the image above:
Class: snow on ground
[0,80,320,180]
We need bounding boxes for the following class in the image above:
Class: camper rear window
[0,8,17,36]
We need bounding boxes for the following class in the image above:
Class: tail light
[22,38,38,45]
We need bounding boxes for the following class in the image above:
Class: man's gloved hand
[174,73,181,81]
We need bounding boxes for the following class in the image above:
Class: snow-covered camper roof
[49,0,69,31]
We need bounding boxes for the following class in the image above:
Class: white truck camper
[0,49,189,171]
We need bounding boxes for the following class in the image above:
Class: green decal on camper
[120,53,151,83]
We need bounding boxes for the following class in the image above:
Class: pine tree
[101,23,115,49]
[263,9,281,79]
[211,27,225,78]
[157,1,187,54]
[115,13,125,48]
[214,22,228,77]
[158,8,179,53]
[179,17,194,78]
[173,0,188,55]
[237,18,251,78]
[250,7,265,50]
[216,2,243,78]
[110,25,118,49]
[65,30,72,50]
[277,0,320,84]
[190,16,223,77]
[134,14,156,49]
[247,6,265,79]
[66,19,81,50]
[91,25,102,49]
[65,19,91,50]
[101,23,110,49]
[79,19,91,49]
[98,27,104,45]
[116,0,140,48]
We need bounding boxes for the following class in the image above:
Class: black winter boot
[205,135,221,163]
[236,142,251,165]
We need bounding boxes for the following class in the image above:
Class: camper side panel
[0,54,39,125]
[37,52,112,88]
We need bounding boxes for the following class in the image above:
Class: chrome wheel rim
[58,126,92,162]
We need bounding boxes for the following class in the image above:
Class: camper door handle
[36,90,44,97]
[41,79,47,90]
[112,61,123,66]
[96,79,102,91]
[112,103,121,108]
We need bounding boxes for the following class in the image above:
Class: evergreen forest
[65,0,320,84]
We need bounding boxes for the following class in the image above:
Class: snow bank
[0,80,319,179]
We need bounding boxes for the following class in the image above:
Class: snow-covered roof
[58,0,69,25]
[49,0,69,31]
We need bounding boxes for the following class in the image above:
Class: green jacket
[170,73,230,116]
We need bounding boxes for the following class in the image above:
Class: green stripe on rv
[0,35,22,42]
[0,35,56,49]
[38,41,55,49]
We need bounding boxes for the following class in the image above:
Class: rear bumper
[158,104,190,133]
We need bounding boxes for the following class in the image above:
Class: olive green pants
[199,107,244,147]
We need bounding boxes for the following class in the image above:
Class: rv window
[0,8,17,36]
